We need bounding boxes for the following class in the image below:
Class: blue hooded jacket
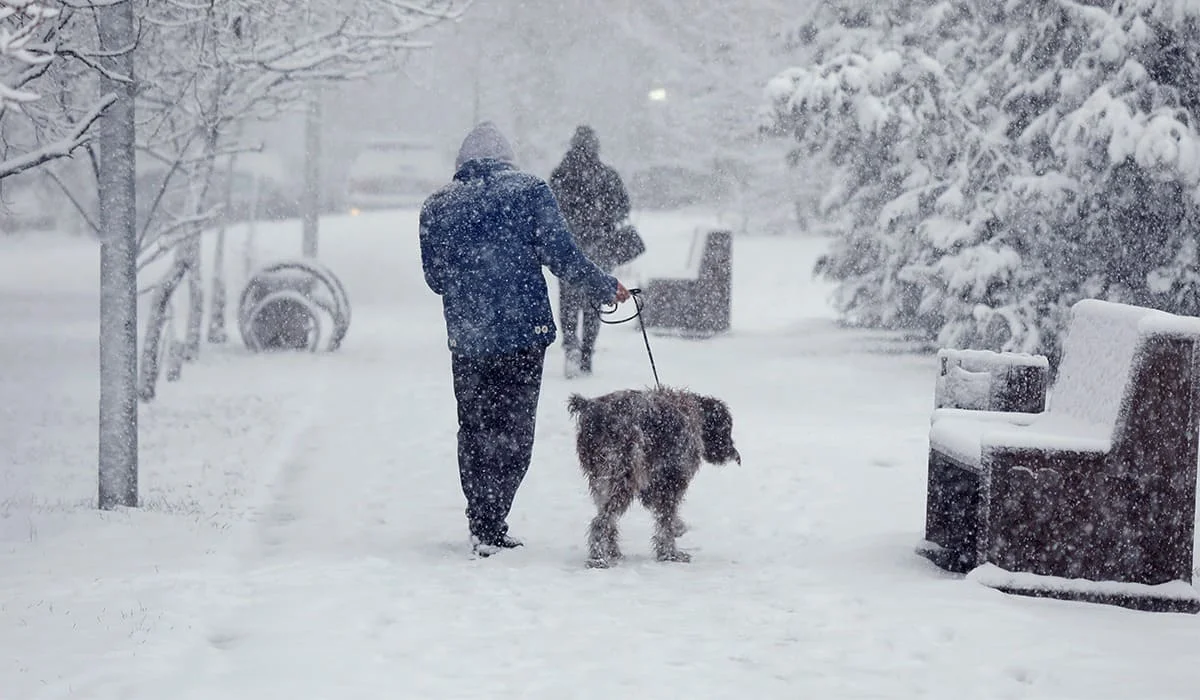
[419,123,618,357]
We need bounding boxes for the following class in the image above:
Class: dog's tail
[566,393,592,417]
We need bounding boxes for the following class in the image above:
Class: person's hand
[614,281,631,303]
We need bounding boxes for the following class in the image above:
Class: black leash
[595,288,661,389]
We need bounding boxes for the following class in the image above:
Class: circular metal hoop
[237,259,351,352]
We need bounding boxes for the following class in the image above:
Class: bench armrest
[936,349,1049,413]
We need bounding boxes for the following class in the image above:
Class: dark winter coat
[420,124,617,357]
[549,136,631,265]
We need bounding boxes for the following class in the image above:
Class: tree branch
[137,211,219,270]
[0,92,117,179]
[59,46,136,83]
[44,165,101,234]
[60,0,131,7]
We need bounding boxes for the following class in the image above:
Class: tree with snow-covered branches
[767,0,1200,359]
[0,0,115,182]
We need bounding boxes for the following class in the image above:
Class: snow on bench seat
[929,412,1104,469]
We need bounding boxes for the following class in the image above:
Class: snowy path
[109,313,951,699]
[3,211,1200,699]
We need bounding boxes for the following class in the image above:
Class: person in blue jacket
[420,122,631,557]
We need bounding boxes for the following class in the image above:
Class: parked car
[345,137,450,212]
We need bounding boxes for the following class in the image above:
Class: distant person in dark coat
[549,125,631,378]
[420,121,631,558]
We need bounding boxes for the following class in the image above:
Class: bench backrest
[1048,300,1158,438]
[697,230,731,280]
[1048,299,1200,441]
[676,229,732,280]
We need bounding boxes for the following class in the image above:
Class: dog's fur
[566,387,740,568]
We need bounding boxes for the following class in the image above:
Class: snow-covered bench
[918,299,1200,613]
[640,229,732,336]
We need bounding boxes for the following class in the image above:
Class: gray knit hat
[455,121,516,169]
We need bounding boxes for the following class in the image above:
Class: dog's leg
[586,468,636,569]
[639,493,688,539]
[587,488,633,568]
[649,494,691,563]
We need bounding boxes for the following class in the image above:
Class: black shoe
[471,534,524,558]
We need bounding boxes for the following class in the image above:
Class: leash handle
[595,287,642,324]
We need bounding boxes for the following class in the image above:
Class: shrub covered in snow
[768,0,1200,357]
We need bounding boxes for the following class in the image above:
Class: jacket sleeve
[418,202,449,296]
[531,182,617,303]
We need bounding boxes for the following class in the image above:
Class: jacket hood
[569,125,600,158]
[453,158,515,182]
[455,121,516,169]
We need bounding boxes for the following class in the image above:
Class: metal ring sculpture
[237,259,351,352]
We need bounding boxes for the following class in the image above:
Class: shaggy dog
[567,387,741,568]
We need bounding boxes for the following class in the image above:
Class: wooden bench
[918,299,1200,613]
[641,229,732,336]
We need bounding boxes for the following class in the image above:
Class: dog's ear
[697,396,741,465]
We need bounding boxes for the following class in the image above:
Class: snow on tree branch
[0,90,113,178]
[0,0,59,112]
[0,0,122,182]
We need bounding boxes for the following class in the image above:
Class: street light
[648,87,668,102]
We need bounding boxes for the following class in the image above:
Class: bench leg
[918,451,984,573]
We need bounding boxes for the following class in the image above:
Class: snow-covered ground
[2,209,1199,700]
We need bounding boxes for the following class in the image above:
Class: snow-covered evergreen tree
[768,0,1200,357]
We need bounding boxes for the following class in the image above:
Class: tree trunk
[243,175,260,280]
[208,224,228,343]
[137,259,188,403]
[302,87,322,257]
[175,119,226,363]
[208,150,237,344]
[97,0,139,510]
[182,235,203,360]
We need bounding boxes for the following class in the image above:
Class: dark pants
[559,283,601,372]
[451,346,546,542]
